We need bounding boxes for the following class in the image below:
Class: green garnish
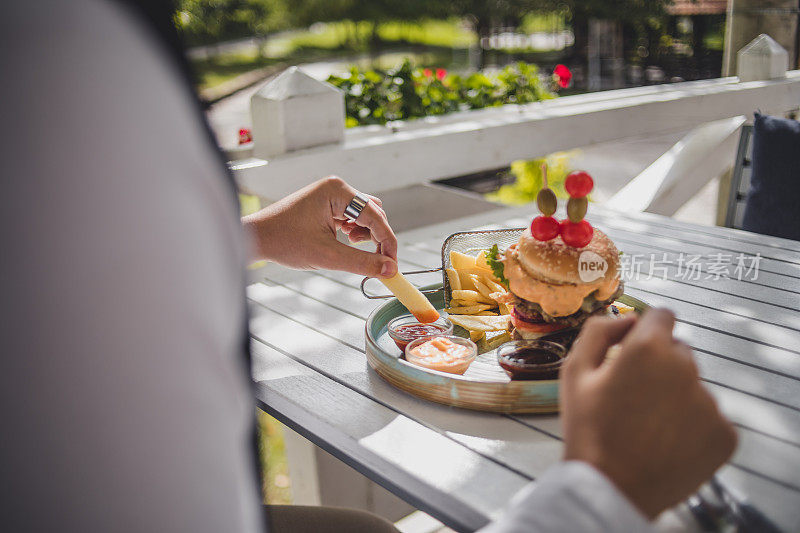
[487,244,509,288]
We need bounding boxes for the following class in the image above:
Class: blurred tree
[437,0,669,71]
[175,0,289,47]
[290,0,446,49]
[448,0,541,68]
[232,0,289,55]
[561,0,669,64]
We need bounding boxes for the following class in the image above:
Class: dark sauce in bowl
[497,340,567,380]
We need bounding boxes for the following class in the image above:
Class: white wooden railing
[229,35,800,219]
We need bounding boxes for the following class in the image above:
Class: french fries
[444,304,493,315]
[450,251,478,270]
[445,268,461,291]
[380,272,440,323]
[474,250,493,272]
[444,249,513,339]
[470,275,493,299]
[451,289,493,305]
[486,279,507,294]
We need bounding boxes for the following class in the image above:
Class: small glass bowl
[387,314,453,352]
[404,335,478,375]
[497,340,567,380]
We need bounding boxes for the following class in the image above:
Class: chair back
[723,125,754,229]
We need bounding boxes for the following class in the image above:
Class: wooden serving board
[365,283,648,414]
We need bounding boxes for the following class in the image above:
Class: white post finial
[250,66,345,159]
[737,34,788,82]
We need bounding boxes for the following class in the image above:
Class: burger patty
[511,325,583,349]
[510,281,625,327]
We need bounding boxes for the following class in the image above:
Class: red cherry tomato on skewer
[531,216,560,241]
[560,219,593,248]
[565,171,594,198]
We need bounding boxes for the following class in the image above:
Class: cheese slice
[448,314,510,332]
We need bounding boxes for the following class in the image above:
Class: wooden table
[247,205,800,532]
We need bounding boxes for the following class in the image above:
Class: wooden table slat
[602,231,800,283]
[733,427,800,491]
[591,205,800,254]
[716,465,800,532]
[591,212,800,266]
[705,382,800,447]
[251,340,525,532]
[622,287,800,356]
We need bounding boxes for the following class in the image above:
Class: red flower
[554,64,571,89]
[436,68,447,81]
[422,68,433,78]
[238,128,252,145]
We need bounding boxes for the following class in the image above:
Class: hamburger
[492,227,623,340]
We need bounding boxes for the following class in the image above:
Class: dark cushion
[741,113,800,241]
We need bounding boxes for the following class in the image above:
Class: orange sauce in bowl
[406,336,476,375]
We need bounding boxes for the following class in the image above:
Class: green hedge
[327,60,557,127]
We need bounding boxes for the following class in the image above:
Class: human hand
[242,177,398,278]
[560,309,737,519]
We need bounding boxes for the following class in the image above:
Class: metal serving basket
[361,228,526,303]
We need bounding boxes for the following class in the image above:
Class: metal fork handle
[688,475,784,533]
[709,476,783,533]
[360,268,443,299]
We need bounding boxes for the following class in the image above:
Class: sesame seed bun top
[514,226,620,286]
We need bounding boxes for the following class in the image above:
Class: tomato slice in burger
[511,314,569,333]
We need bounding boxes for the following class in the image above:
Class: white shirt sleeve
[1,2,263,532]
[479,461,654,533]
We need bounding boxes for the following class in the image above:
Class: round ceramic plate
[365,283,649,414]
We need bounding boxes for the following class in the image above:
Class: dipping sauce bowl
[497,340,567,380]
[387,314,453,352]
[404,335,477,375]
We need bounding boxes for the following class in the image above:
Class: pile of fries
[444,250,512,346]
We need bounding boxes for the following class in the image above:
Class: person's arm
[480,310,737,532]
[479,460,653,533]
[1,2,264,531]
[242,177,398,278]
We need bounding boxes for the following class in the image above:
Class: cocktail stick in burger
[380,272,440,323]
